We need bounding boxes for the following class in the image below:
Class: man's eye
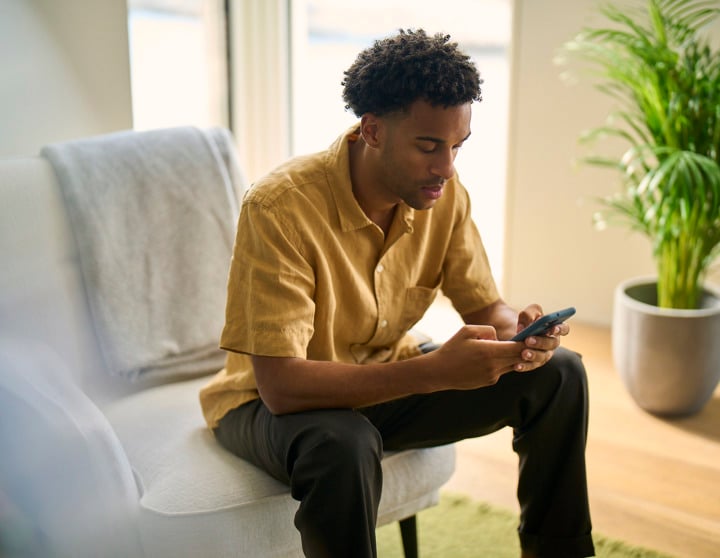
[418,143,436,153]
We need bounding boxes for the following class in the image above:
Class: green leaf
[559,0,720,308]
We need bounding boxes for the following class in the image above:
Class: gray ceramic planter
[612,276,720,416]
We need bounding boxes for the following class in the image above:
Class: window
[127,0,229,130]
[126,0,512,286]
[289,0,512,283]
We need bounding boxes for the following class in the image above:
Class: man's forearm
[252,354,441,415]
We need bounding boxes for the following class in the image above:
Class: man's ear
[359,113,383,148]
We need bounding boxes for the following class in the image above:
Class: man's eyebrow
[415,131,472,144]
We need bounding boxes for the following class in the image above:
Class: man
[200,29,594,558]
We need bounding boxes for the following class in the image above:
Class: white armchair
[0,129,455,557]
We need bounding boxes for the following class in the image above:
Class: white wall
[2,0,717,323]
[504,0,720,326]
[0,0,133,158]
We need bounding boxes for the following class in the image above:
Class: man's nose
[430,148,455,179]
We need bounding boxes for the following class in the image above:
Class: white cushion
[104,377,455,557]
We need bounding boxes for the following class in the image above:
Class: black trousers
[214,348,595,558]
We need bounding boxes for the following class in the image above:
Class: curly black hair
[341,29,483,117]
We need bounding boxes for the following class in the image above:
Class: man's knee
[548,347,588,398]
[292,410,383,474]
[513,347,589,443]
[288,410,383,508]
[532,347,590,430]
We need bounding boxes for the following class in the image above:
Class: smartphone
[511,307,576,342]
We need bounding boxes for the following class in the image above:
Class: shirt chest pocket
[397,283,441,335]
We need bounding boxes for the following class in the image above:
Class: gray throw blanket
[41,127,243,381]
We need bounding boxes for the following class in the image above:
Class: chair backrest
[1,127,245,402]
[0,156,113,399]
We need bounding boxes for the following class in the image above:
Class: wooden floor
[442,321,720,558]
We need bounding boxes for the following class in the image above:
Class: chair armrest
[0,338,143,557]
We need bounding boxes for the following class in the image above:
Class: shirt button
[379,319,388,328]
[376,264,384,273]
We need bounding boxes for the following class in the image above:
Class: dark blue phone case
[510,307,576,341]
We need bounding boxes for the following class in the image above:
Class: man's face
[374,100,472,210]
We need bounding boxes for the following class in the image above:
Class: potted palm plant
[561,0,720,415]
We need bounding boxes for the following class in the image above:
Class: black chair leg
[398,515,418,558]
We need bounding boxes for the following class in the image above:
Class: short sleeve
[440,184,500,315]
[220,200,316,358]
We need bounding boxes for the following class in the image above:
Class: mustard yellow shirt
[199,127,499,429]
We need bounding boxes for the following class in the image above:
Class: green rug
[377,493,675,558]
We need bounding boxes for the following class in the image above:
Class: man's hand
[512,303,569,371]
[459,299,569,378]
[430,315,557,389]
[515,303,572,341]
[431,324,526,387]
[515,304,545,336]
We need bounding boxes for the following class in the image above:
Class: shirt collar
[324,125,416,234]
